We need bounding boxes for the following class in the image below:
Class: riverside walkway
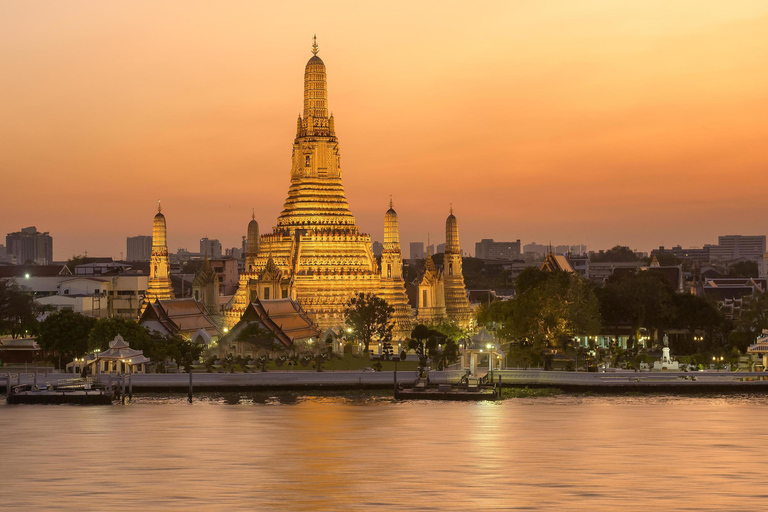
[4,369,768,393]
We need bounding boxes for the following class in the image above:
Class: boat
[394,370,501,401]
[6,377,117,405]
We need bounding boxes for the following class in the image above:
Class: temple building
[378,198,413,337]
[222,298,322,358]
[442,207,473,328]
[224,37,413,338]
[415,207,473,329]
[139,298,221,346]
[192,252,221,324]
[141,202,175,314]
[417,251,446,324]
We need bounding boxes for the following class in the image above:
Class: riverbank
[4,369,768,394]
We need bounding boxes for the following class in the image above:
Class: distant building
[6,226,53,265]
[210,258,240,295]
[127,235,152,261]
[372,241,383,257]
[226,247,243,259]
[436,243,445,254]
[410,242,425,260]
[475,239,521,261]
[29,274,148,319]
[703,277,767,320]
[705,235,766,262]
[523,242,548,260]
[199,238,222,259]
[0,244,15,264]
[650,245,709,264]
[587,261,643,286]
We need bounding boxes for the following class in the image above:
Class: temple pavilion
[87,334,150,375]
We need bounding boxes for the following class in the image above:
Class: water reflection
[2,394,768,511]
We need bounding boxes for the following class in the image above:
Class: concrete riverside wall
[4,369,768,393]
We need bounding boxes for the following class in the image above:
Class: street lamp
[487,343,493,379]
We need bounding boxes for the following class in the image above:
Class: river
[2,393,768,511]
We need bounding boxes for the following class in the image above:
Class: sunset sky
[1,1,767,260]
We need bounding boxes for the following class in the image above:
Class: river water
[2,392,768,511]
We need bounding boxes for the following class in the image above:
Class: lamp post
[487,343,493,381]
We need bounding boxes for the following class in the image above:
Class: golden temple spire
[384,196,399,247]
[311,34,319,55]
[304,35,328,120]
[446,207,460,253]
[252,208,255,221]
[157,200,162,213]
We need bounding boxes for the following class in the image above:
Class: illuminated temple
[224,38,414,337]
[141,202,175,313]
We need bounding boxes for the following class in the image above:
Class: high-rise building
[200,238,223,259]
[225,247,243,259]
[372,241,383,257]
[436,243,446,254]
[475,239,521,260]
[126,235,152,261]
[410,242,426,260]
[224,38,413,337]
[6,227,53,265]
[705,235,766,262]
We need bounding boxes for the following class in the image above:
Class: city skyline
[2,1,767,260]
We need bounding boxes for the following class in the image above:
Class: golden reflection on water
[2,395,768,511]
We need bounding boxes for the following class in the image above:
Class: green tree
[599,270,674,343]
[88,317,152,353]
[729,292,768,352]
[0,280,41,338]
[729,261,758,278]
[182,260,205,275]
[65,255,100,273]
[668,294,724,354]
[234,323,285,370]
[589,246,638,263]
[344,293,394,354]
[510,269,602,351]
[37,310,97,365]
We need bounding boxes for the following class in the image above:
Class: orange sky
[1,1,767,260]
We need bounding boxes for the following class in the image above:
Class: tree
[729,261,758,278]
[0,280,41,338]
[668,294,724,354]
[182,260,205,275]
[234,323,284,371]
[88,317,152,353]
[172,338,204,372]
[589,246,638,263]
[598,270,674,343]
[476,299,515,340]
[37,310,97,365]
[510,269,602,351]
[65,255,100,273]
[729,292,768,352]
[344,293,394,354]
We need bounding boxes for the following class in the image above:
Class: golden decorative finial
[450,203,453,215]
[252,208,255,220]
[311,34,319,55]
[158,200,162,213]
[389,195,393,209]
